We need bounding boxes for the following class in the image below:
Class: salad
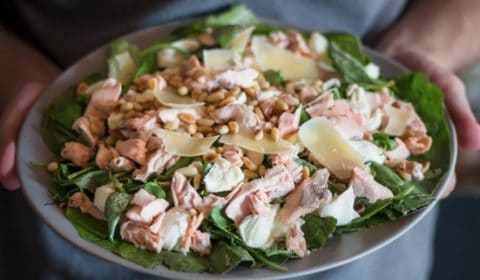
[41,4,451,273]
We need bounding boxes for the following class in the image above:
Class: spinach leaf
[214,25,242,49]
[294,157,317,174]
[389,193,434,215]
[372,132,397,151]
[263,70,285,86]
[143,181,167,199]
[302,214,336,249]
[115,242,163,268]
[210,205,235,231]
[72,169,111,193]
[335,213,391,234]
[206,4,260,28]
[208,241,255,273]
[325,33,369,65]
[157,157,193,181]
[105,192,131,241]
[134,53,157,79]
[48,181,76,203]
[161,251,210,272]
[369,162,408,195]
[299,108,311,125]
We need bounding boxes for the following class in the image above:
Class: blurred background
[431,64,480,280]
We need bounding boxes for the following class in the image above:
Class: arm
[0,25,59,189]
[377,0,480,153]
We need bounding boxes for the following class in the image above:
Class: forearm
[0,25,59,110]
[377,0,480,72]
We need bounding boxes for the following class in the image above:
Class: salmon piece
[211,104,260,129]
[72,116,99,147]
[131,189,156,207]
[256,89,280,101]
[299,87,318,104]
[286,31,314,58]
[394,101,427,136]
[278,109,301,138]
[158,107,206,124]
[225,182,259,226]
[61,142,93,167]
[133,138,178,182]
[191,231,211,255]
[180,56,205,78]
[305,93,335,116]
[171,172,203,210]
[199,194,227,216]
[365,89,394,110]
[404,135,432,155]
[286,222,308,257]
[181,212,204,253]
[259,94,299,118]
[392,160,425,181]
[330,116,366,140]
[84,79,121,120]
[349,167,394,203]
[215,68,259,89]
[261,164,295,199]
[285,161,303,183]
[116,138,148,165]
[223,145,244,167]
[125,198,169,224]
[385,138,410,163]
[120,221,163,253]
[95,144,117,170]
[119,111,159,139]
[248,190,270,216]
[269,149,295,165]
[109,156,135,172]
[149,212,166,234]
[279,169,331,224]
[70,192,105,220]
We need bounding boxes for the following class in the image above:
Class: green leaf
[372,132,397,151]
[369,162,408,195]
[299,109,311,125]
[294,157,317,174]
[161,251,210,272]
[302,215,336,249]
[214,25,243,49]
[157,157,193,180]
[263,70,285,86]
[105,192,131,241]
[72,169,111,193]
[210,205,235,231]
[389,193,434,215]
[206,4,259,28]
[134,53,157,79]
[208,241,255,273]
[116,242,163,268]
[143,181,167,199]
[325,33,370,65]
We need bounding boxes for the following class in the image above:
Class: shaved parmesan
[299,117,364,179]
[152,87,204,108]
[231,26,255,53]
[383,105,415,136]
[251,36,319,80]
[203,49,235,74]
[219,131,292,154]
[320,187,359,226]
[108,51,136,85]
[152,128,218,156]
[308,32,328,56]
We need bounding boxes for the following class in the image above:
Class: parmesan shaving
[203,49,235,74]
[299,117,364,179]
[152,87,204,108]
[251,36,319,80]
[231,26,255,53]
[383,105,415,136]
[219,131,292,154]
[152,128,218,156]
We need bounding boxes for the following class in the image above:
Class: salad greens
[40,3,451,274]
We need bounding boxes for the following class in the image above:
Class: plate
[17,20,457,279]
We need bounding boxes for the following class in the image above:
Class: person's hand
[383,50,480,197]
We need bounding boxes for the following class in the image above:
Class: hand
[384,50,480,197]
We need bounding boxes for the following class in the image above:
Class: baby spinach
[72,169,111,193]
[299,108,311,125]
[302,214,336,249]
[263,70,285,86]
[157,157,193,181]
[294,157,317,174]
[105,192,131,241]
[208,241,255,273]
[161,251,210,272]
[143,181,167,199]
[372,132,397,151]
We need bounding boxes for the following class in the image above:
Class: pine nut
[207,105,216,112]
[178,112,196,124]
[397,169,412,181]
[148,78,158,91]
[189,208,198,216]
[193,174,202,189]
[254,130,264,141]
[215,124,229,135]
[242,157,258,171]
[228,87,241,97]
[302,166,310,179]
[121,102,134,112]
[258,165,267,176]
[76,82,88,95]
[47,161,59,173]
[206,90,225,103]
[133,103,143,111]
[197,118,215,127]
[187,124,198,134]
[203,152,220,163]
[177,86,189,96]
[197,125,213,133]
[254,107,265,120]
[219,96,236,106]
[164,120,179,131]
[244,169,259,179]
[270,127,280,142]
[228,121,239,134]
[245,87,256,97]
[270,115,279,125]
[193,133,204,138]
[274,99,289,111]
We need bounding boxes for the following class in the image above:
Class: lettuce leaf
[302,215,336,249]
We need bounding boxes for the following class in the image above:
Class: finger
[393,50,480,151]
[441,172,456,199]
[0,82,46,189]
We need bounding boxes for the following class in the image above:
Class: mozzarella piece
[152,87,204,108]
[367,109,383,131]
[219,131,292,154]
[348,84,370,117]
[233,92,248,104]
[383,105,415,136]
[152,128,218,156]
[320,187,359,226]
[94,184,115,213]
[215,68,259,88]
[231,26,255,53]
[157,48,185,68]
[299,117,365,179]
[204,158,244,193]
[238,205,278,248]
[251,36,319,80]
[108,51,136,85]
[159,208,191,251]
[364,63,380,79]
[203,49,235,74]
[172,38,201,51]
[308,32,328,56]
[349,140,385,164]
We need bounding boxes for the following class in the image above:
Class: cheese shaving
[152,128,218,156]
[219,131,292,154]
[152,88,204,108]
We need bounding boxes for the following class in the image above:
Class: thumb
[393,50,480,151]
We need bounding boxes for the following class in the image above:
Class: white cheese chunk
[308,32,328,56]
[364,63,380,79]
[203,49,235,74]
[204,158,244,193]
[94,184,115,213]
[231,26,255,53]
[349,140,385,164]
[299,117,365,179]
[238,205,278,248]
[159,208,190,252]
[383,105,415,136]
[320,187,359,226]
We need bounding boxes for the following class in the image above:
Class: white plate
[17,21,457,279]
